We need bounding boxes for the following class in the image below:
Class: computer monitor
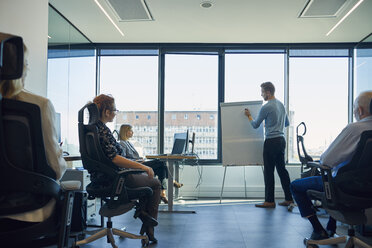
[172,130,189,154]
[55,112,61,144]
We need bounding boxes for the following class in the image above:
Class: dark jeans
[263,136,293,202]
[290,176,323,217]
[143,160,168,190]
[290,176,336,231]
[125,173,161,220]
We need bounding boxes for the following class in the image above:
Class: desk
[146,155,197,213]
[63,155,82,168]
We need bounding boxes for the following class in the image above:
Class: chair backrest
[296,122,313,165]
[324,130,372,210]
[0,96,59,215]
[338,130,372,174]
[78,103,118,182]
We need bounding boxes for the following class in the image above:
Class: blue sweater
[250,98,289,139]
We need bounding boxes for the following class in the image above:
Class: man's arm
[245,106,267,129]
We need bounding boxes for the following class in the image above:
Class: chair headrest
[0,33,24,80]
[78,102,100,125]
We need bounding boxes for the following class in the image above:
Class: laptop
[150,137,187,157]
[170,138,186,155]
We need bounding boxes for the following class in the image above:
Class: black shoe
[140,224,158,243]
[147,226,158,243]
[304,230,329,245]
[327,230,335,237]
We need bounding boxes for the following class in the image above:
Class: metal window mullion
[158,50,165,153]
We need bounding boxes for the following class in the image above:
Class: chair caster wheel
[288,203,295,212]
[304,238,319,248]
[141,237,149,247]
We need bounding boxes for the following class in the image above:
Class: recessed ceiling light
[94,0,124,36]
[200,1,213,8]
[326,0,364,36]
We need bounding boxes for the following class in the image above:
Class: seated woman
[118,124,169,203]
[92,94,160,243]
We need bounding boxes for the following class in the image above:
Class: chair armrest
[117,169,146,177]
[57,187,76,248]
[307,161,332,171]
[60,180,81,191]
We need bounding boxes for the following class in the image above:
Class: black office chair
[0,96,78,247]
[0,34,78,248]
[297,122,320,178]
[306,130,372,248]
[76,102,152,247]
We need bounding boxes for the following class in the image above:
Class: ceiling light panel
[106,0,153,22]
[300,0,349,18]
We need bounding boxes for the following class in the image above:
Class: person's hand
[144,166,154,179]
[244,108,251,117]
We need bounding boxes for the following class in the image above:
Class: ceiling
[48,0,372,44]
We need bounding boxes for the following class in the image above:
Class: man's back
[260,99,288,139]
[320,116,372,169]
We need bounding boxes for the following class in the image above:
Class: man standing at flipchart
[244,82,293,208]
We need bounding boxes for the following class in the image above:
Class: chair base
[344,236,372,248]
[305,234,372,248]
[305,235,347,247]
[76,227,148,248]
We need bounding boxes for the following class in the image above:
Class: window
[225,53,285,102]
[164,54,218,159]
[99,54,159,155]
[288,56,349,163]
[196,114,201,120]
[354,44,372,103]
[47,51,96,155]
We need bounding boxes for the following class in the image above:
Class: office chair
[0,96,79,247]
[297,122,320,178]
[306,130,372,248]
[0,34,79,247]
[76,103,151,248]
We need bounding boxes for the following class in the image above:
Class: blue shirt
[250,98,289,139]
[320,116,372,176]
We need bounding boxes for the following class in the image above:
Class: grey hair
[356,91,372,115]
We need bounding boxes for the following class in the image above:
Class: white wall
[174,164,301,199]
[0,0,49,97]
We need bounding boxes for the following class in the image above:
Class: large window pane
[354,46,372,99]
[47,54,96,155]
[288,57,348,163]
[165,54,218,159]
[225,54,285,102]
[100,55,158,156]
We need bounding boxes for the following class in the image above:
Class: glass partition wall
[47,5,96,155]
